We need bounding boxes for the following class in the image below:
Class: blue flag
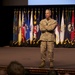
[25,11,30,41]
[65,10,71,40]
[13,11,18,43]
[64,9,68,40]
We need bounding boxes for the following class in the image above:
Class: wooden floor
[0,47,75,69]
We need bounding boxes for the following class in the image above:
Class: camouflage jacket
[39,18,57,42]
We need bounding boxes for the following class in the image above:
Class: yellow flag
[18,11,22,45]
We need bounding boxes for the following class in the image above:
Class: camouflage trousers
[40,41,54,62]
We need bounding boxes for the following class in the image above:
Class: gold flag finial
[35,8,36,14]
[28,10,30,14]
[38,8,40,14]
[38,10,40,14]
[24,9,26,13]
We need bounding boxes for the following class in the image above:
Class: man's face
[45,10,51,19]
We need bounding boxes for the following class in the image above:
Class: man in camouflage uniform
[39,9,57,68]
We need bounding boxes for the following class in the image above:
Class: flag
[13,10,18,43]
[37,10,40,40]
[25,11,30,41]
[21,11,26,43]
[64,9,68,40]
[71,10,74,30]
[39,8,43,39]
[71,10,75,41]
[22,11,24,26]
[68,9,71,32]
[18,11,22,45]
[58,9,61,43]
[55,9,60,44]
[65,9,71,40]
[60,10,65,44]
[33,10,37,39]
[30,11,33,44]
[33,26,37,39]
[13,10,16,43]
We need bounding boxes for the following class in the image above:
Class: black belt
[42,30,54,33]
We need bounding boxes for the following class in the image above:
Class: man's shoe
[39,61,45,68]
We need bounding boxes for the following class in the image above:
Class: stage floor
[0,47,75,69]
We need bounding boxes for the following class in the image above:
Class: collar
[45,18,51,23]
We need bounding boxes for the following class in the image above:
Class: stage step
[0,66,75,75]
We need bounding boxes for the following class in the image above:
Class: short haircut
[45,9,51,13]
[7,61,25,75]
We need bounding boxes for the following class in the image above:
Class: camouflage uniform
[39,18,57,67]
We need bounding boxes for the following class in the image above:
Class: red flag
[71,10,75,41]
[33,25,37,39]
[21,25,26,43]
